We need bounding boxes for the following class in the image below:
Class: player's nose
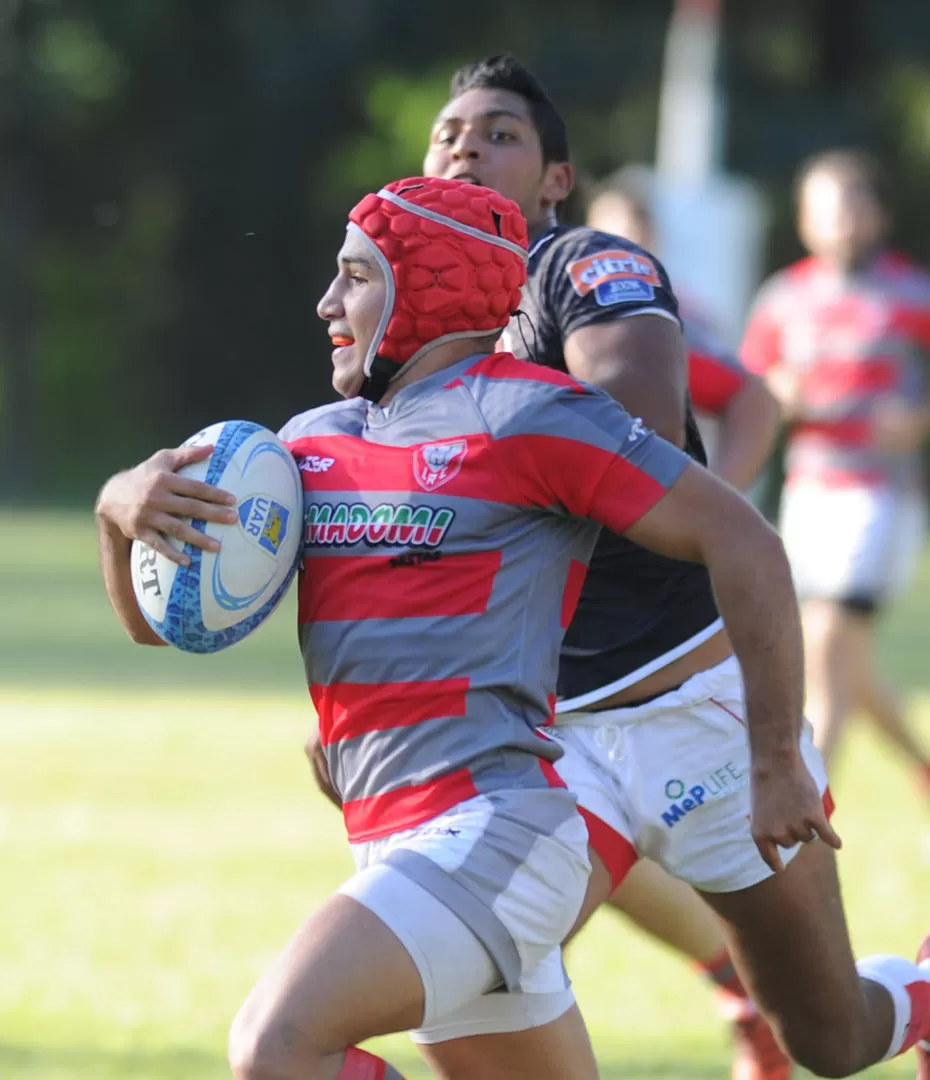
[316,278,343,321]
[450,129,482,160]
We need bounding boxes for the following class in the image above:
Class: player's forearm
[95,497,166,646]
[763,365,805,423]
[713,379,782,490]
[704,521,805,767]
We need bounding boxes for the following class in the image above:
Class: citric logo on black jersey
[305,502,454,547]
[567,248,661,307]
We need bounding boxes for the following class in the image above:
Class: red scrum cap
[347,176,528,402]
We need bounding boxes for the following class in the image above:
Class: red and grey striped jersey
[742,251,930,489]
[279,352,688,844]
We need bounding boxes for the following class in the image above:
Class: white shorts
[338,789,589,1043]
[551,657,832,893]
[780,480,925,608]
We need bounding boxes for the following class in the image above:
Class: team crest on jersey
[567,249,661,307]
[413,439,468,492]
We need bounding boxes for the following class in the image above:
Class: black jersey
[503,225,723,708]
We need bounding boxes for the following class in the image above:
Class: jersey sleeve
[501,379,690,534]
[740,281,784,375]
[540,228,681,342]
[684,318,747,413]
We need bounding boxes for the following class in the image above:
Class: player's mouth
[451,171,482,185]
[331,334,355,348]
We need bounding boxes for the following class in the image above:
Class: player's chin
[331,352,366,399]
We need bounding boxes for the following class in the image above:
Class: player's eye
[434,126,457,146]
[489,129,518,143]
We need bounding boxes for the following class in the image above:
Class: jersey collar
[527,226,559,261]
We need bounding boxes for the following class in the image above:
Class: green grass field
[1,509,928,1079]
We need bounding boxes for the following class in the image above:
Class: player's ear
[540,162,574,211]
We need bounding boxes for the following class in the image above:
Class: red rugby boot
[731,1010,793,1080]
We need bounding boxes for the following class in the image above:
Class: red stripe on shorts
[578,806,638,889]
[538,755,568,789]
[300,551,502,622]
[342,768,479,843]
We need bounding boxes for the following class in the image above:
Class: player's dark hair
[449,54,570,165]
[794,148,891,212]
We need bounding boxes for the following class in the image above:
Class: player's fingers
[138,530,190,568]
[812,812,843,850]
[171,475,238,506]
[167,443,215,468]
[168,493,238,524]
[153,513,220,554]
[785,821,816,846]
[754,836,785,874]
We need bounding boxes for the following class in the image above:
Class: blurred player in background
[95,175,845,1080]
[586,168,780,491]
[742,150,930,787]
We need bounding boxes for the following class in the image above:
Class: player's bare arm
[95,443,237,645]
[563,315,688,447]
[712,369,781,489]
[621,462,842,871]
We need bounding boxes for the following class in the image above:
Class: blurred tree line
[2,0,930,500]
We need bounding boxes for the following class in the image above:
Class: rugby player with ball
[95,175,930,1080]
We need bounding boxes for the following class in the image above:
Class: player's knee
[779,1020,866,1078]
[228,1010,321,1080]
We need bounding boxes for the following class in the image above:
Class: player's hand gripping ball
[130,421,303,653]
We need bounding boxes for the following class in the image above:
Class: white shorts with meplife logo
[550,656,831,894]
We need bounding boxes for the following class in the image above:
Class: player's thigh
[230,891,426,1066]
[417,1002,598,1080]
[801,597,868,668]
[608,856,724,964]
[698,839,863,1026]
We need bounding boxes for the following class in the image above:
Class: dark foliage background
[2,0,928,499]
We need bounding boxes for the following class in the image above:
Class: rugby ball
[130,420,303,653]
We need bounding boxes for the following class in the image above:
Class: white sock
[857,953,930,1059]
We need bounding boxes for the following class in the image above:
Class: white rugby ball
[130,420,303,653]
